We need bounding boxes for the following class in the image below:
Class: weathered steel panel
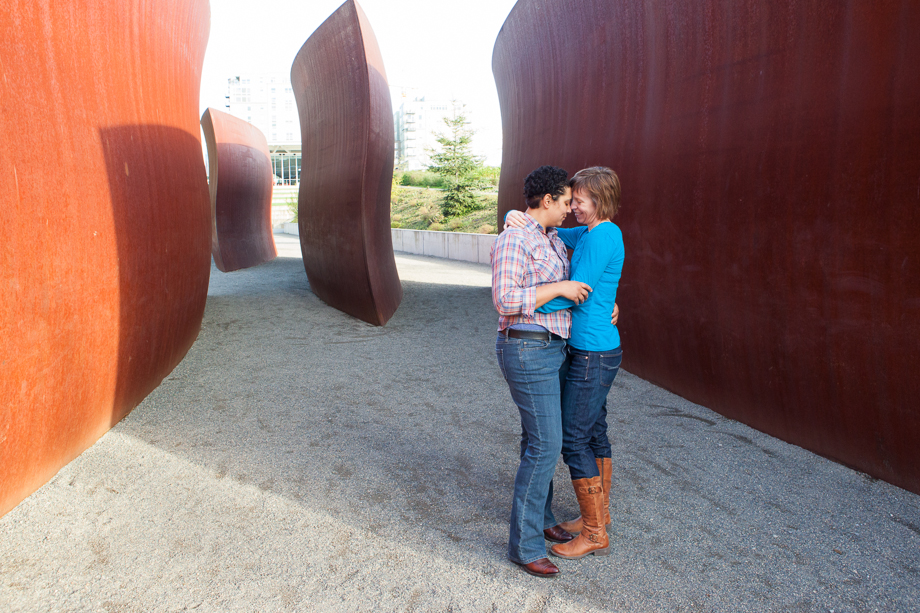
[201,108,277,272]
[0,0,211,516]
[290,0,402,326]
[494,0,920,493]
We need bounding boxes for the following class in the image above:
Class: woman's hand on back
[504,210,529,230]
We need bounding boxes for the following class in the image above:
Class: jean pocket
[599,351,623,387]
[496,348,508,381]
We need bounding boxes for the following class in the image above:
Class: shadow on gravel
[119,255,523,554]
[115,254,920,611]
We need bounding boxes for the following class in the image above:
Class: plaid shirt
[490,215,572,338]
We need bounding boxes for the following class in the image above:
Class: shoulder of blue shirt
[589,221,621,237]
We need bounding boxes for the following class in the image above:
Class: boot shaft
[597,457,612,525]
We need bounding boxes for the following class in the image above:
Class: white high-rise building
[226,74,301,185]
[393,95,466,171]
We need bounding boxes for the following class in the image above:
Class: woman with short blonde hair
[570,166,621,221]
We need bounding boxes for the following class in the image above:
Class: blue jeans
[496,334,567,564]
[560,346,623,479]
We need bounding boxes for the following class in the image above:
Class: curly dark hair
[523,165,569,208]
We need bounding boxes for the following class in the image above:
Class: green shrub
[390,183,495,233]
[400,170,447,188]
[471,166,501,188]
[418,206,442,224]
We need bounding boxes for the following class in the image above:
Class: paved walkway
[2,233,918,612]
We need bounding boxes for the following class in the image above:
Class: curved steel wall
[290,0,402,326]
[494,0,920,493]
[0,0,211,516]
[201,108,277,273]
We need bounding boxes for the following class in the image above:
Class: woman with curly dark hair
[491,165,593,577]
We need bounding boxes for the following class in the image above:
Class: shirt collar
[522,213,555,236]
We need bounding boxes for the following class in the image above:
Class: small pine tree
[428,108,485,218]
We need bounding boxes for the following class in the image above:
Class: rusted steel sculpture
[0,0,211,516]
[201,108,277,272]
[290,0,402,326]
[494,0,920,494]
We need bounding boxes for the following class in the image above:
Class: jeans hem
[568,459,602,480]
[510,553,550,565]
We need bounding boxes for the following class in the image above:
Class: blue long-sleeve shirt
[536,222,624,351]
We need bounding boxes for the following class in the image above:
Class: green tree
[428,109,485,218]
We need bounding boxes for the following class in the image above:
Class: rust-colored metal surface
[201,108,277,272]
[494,0,920,493]
[0,0,211,516]
[290,0,402,326]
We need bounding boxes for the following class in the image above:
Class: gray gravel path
[1,233,918,612]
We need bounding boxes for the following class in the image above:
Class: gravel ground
[1,233,918,612]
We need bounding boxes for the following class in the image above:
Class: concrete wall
[279,225,496,266]
[390,229,495,265]
[271,208,295,227]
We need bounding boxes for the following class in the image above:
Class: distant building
[226,74,301,185]
[393,94,465,171]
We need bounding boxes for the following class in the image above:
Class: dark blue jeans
[496,334,567,564]
[560,346,623,479]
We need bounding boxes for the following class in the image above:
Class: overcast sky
[200,0,519,165]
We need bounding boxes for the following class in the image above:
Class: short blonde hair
[570,167,621,221]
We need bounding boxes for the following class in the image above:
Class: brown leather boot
[513,557,560,578]
[558,458,612,533]
[558,514,583,534]
[543,525,574,543]
[598,457,612,525]
[550,476,609,559]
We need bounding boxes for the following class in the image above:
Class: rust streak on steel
[201,108,277,272]
[290,0,402,326]
[493,0,920,493]
[0,0,212,516]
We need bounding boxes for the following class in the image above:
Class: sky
[199,0,520,166]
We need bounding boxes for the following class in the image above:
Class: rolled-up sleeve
[491,233,536,317]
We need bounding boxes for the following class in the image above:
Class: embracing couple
[491,165,624,578]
